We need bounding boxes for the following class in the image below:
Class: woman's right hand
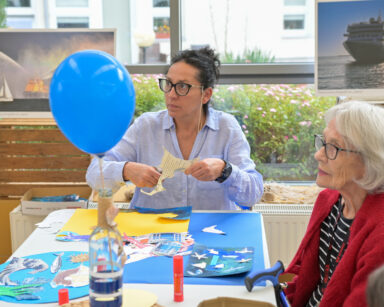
[123,162,161,188]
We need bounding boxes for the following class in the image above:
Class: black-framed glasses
[158,78,203,96]
[314,134,360,160]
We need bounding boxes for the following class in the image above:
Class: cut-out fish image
[207,249,219,255]
[192,262,207,269]
[222,255,238,258]
[192,252,207,260]
[224,266,245,272]
[50,252,64,274]
[22,277,50,285]
[235,247,253,254]
[0,257,48,286]
[202,225,226,235]
[51,265,89,288]
[237,258,252,263]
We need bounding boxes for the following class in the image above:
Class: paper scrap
[202,225,226,235]
[141,147,198,196]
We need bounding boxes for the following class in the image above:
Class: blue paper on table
[184,244,254,277]
[0,251,89,304]
[133,205,192,220]
[31,194,87,202]
[123,212,266,286]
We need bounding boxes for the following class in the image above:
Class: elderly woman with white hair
[282,101,384,307]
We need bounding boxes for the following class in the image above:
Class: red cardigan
[283,189,384,307]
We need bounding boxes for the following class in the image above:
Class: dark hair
[168,47,221,112]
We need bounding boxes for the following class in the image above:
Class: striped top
[306,196,354,307]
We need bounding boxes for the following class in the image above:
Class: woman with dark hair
[87,47,263,210]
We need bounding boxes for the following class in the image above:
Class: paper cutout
[50,252,63,273]
[202,225,226,235]
[0,284,44,300]
[57,209,189,237]
[50,265,89,288]
[134,206,192,220]
[0,251,89,304]
[185,244,254,277]
[192,252,207,260]
[70,254,89,263]
[0,257,48,286]
[141,147,199,196]
[235,247,253,254]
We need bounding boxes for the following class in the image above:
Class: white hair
[324,101,384,193]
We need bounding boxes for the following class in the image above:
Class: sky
[318,0,384,57]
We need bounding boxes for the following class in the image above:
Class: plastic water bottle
[89,188,124,307]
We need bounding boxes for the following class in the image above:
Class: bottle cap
[173,255,183,274]
[58,288,69,305]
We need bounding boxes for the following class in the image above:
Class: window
[6,16,33,28]
[3,0,330,183]
[153,0,169,7]
[57,17,89,28]
[181,0,314,63]
[284,0,305,6]
[56,0,88,7]
[6,0,30,7]
[131,75,336,181]
[153,17,170,38]
[284,15,305,30]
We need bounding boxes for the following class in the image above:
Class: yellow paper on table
[123,289,158,307]
[59,209,189,236]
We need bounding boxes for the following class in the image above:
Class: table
[3,210,276,307]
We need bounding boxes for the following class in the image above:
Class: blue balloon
[49,50,135,155]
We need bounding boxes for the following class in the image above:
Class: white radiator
[253,204,313,268]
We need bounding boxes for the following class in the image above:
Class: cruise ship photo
[343,14,384,64]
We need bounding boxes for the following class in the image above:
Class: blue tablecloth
[123,212,265,286]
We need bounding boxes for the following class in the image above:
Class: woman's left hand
[184,158,225,181]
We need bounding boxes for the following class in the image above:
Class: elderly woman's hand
[123,162,161,188]
[184,158,225,181]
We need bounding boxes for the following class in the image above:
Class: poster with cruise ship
[316,0,384,100]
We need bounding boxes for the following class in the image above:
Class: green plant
[221,47,275,64]
[131,77,336,181]
[212,84,336,180]
[131,74,165,119]
[0,0,7,28]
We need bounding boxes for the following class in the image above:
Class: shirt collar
[162,107,219,131]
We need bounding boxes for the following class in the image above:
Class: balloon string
[97,156,105,191]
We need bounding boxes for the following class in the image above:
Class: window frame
[125,0,314,85]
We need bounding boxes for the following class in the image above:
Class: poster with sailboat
[0,77,13,102]
[0,29,115,116]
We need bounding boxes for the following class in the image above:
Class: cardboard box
[21,187,91,216]
[197,297,275,307]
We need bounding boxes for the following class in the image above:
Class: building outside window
[284,14,305,30]
[6,0,30,7]
[55,0,88,7]
[57,16,89,28]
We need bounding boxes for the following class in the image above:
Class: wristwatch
[215,160,232,183]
